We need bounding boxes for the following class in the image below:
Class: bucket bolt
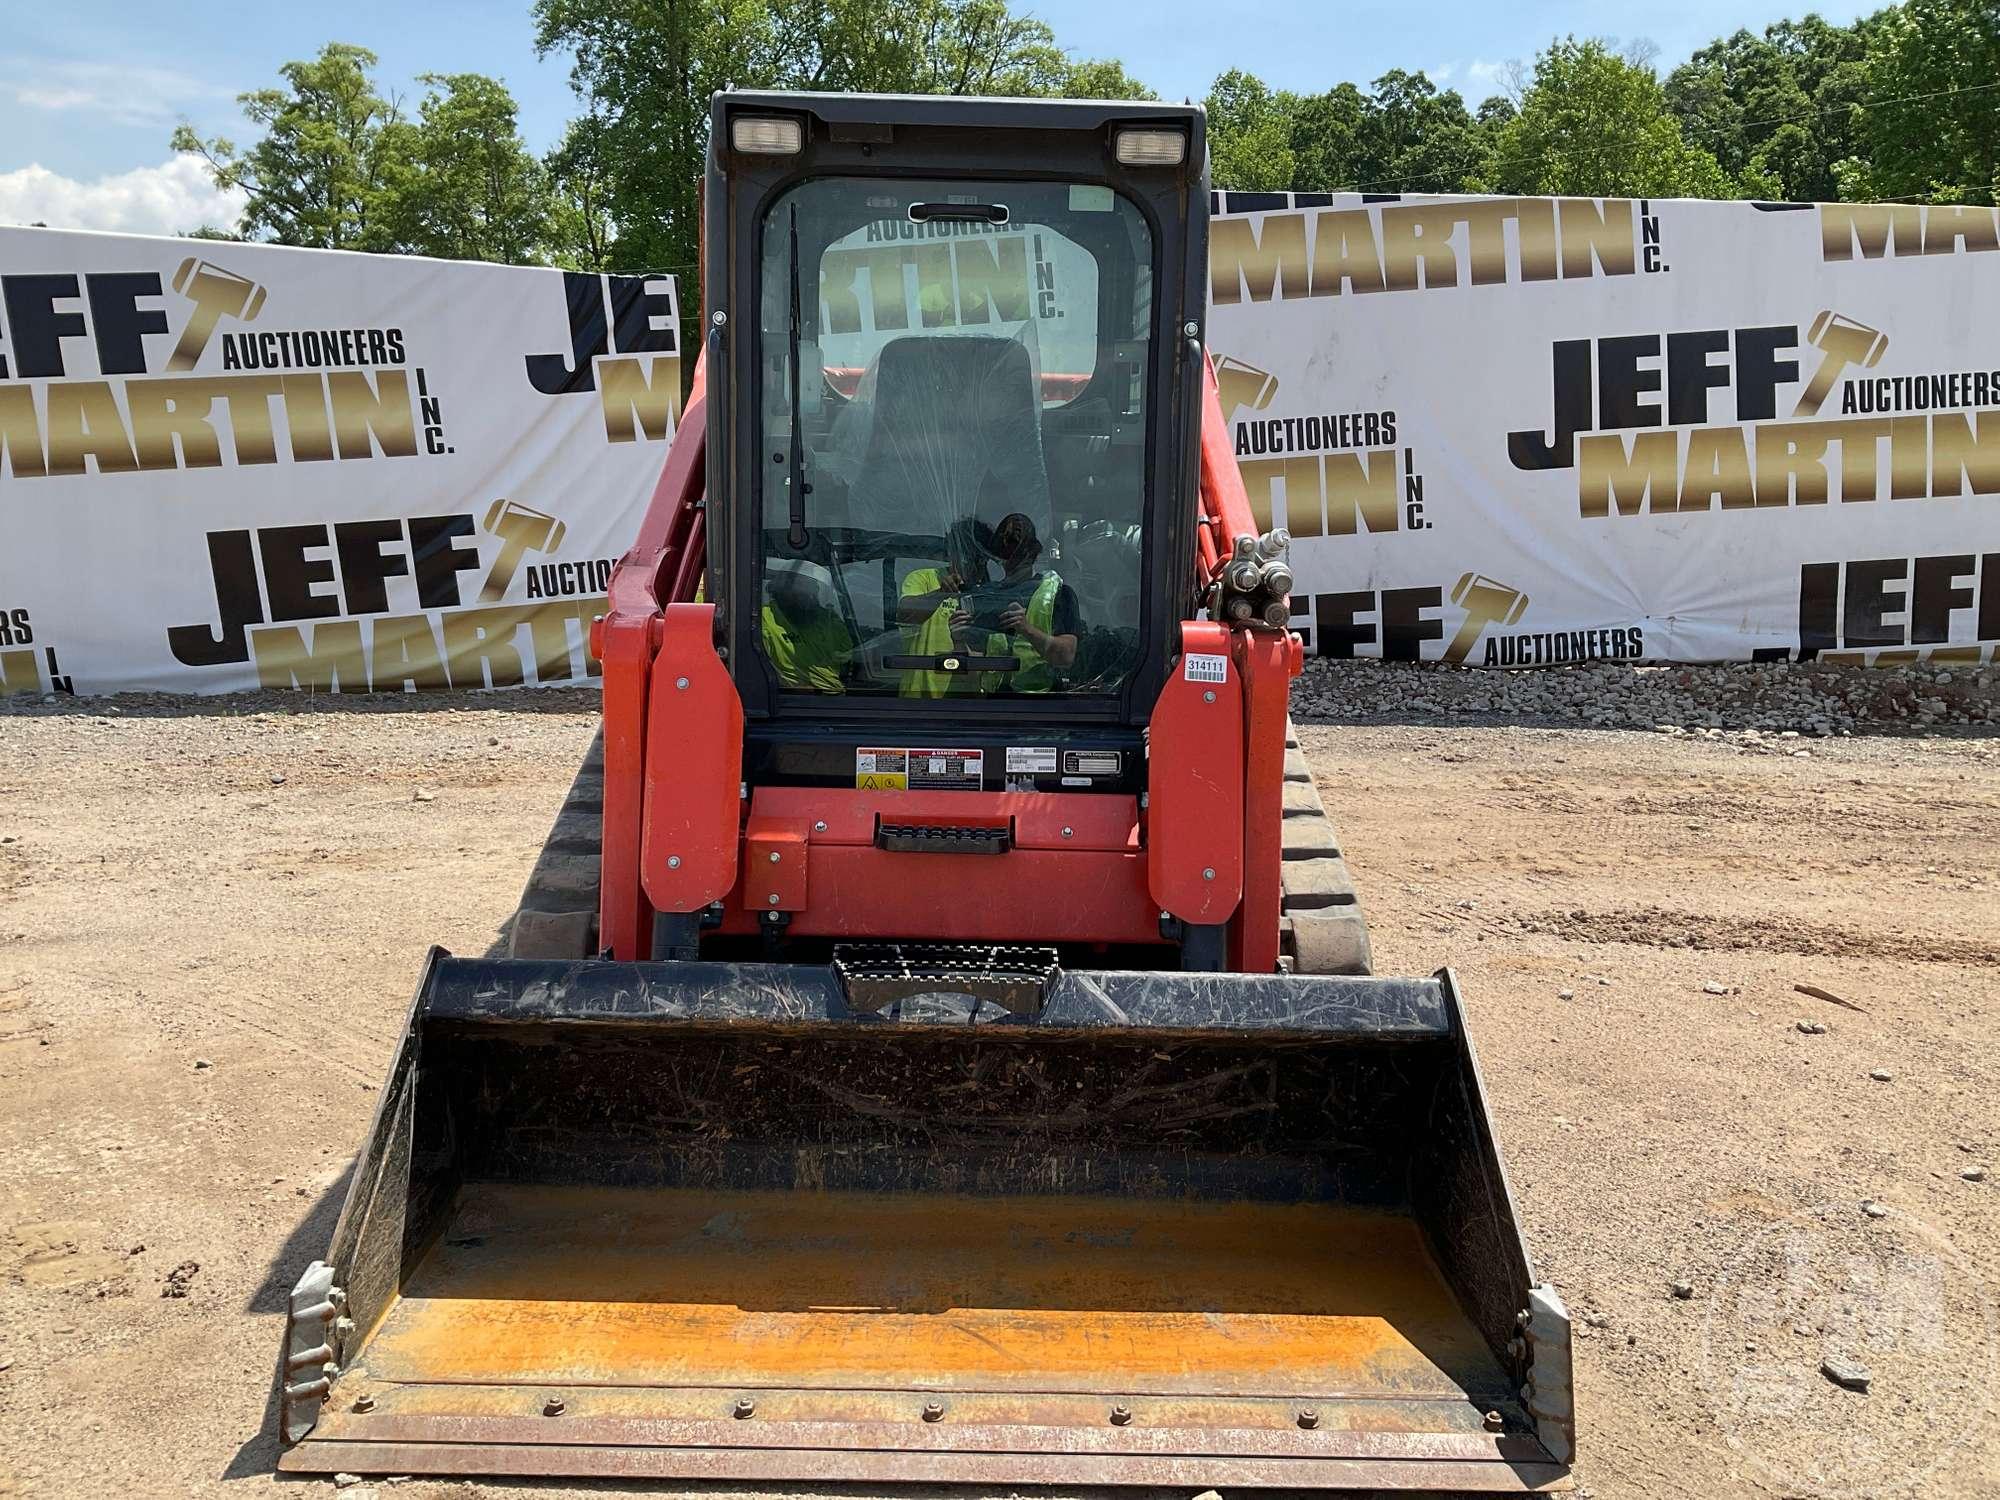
[1296,1407,1320,1429]
[351,1393,375,1413]
[922,1400,946,1423]
[1109,1404,1133,1426]
[543,1397,566,1417]
[734,1398,757,1420]
[1483,1409,1505,1432]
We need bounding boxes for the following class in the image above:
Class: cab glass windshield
[756,176,1152,698]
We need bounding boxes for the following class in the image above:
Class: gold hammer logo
[480,499,568,601]
[168,258,268,372]
[1794,310,1888,417]
[1214,355,1280,420]
[1444,573,1529,664]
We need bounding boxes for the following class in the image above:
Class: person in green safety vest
[897,513,1079,695]
[897,517,996,699]
[986,512,1079,692]
[761,566,853,694]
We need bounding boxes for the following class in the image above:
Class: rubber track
[1277,719,1374,976]
[499,728,606,959]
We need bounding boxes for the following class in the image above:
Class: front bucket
[277,952,1573,1492]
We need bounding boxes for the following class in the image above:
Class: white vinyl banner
[1206,192,2000,668]
[7,198,2000,697]
[0,228,680,697]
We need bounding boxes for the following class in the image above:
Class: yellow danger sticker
[855,748,909,791]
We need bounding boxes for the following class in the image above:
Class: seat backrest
[836,335,1052,541]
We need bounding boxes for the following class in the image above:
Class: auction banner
[0,227,679,697]
[1206,191,2000,667]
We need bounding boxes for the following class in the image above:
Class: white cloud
[1430,62,1458,83]
[1466,60,1506,88]
[6,61,229,129]
[0,157,247,237]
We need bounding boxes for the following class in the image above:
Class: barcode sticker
[1184,653,1228,684]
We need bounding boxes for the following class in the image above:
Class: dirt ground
[0,690,1996,1500]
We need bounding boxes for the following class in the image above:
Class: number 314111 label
[1183,653,1228,684]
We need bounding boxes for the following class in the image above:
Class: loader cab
[706,93,1208,792]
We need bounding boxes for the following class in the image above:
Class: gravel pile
[1293,657,2000,738]
[5,661,1997,741]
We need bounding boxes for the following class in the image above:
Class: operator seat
[835,334,1053,544]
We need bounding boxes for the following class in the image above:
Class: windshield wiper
[785,205,808,551]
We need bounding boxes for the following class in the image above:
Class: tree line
[174,0,2000,281]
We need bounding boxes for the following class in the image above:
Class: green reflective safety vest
[898,568,1066,697]
[761,602,851,694]
[992,571,1065,693]
[898,567,963,699]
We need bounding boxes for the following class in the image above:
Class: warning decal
[909,748,984,791]
[856,747,985,791]
[855,748,909,791]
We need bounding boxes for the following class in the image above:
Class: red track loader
[276,92,1575,1491]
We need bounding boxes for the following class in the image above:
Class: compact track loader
[277,92,1574,1491]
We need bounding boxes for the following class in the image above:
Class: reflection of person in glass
[1063,521,1141,688]
[897,517,994,698]
[761,566,853,694]
[988,513,1078,691]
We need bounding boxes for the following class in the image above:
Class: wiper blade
[785,207,809,551]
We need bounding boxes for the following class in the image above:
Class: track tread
[1275,718,1372,975]
[502,728,606,959]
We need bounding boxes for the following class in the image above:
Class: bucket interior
[287,994,1560,1488]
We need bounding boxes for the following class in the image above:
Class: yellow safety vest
[761,602,850,694]
[899,568,963,699]
[899,568,1065,696]
[995,572,1064,693]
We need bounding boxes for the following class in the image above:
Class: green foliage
[388,73,554,262]
[1664,15,1877,202]
[1356,69,1493,193]
[172,44,557,260]
[175,0,2000,276]
[171,43,409,251]
[1284,83,1367,190]
[1860,0,2000,203]
[544,108,619,271]
[1487,38,1735,197]
[1205,69,1295,190]
[1205,68,1498,195]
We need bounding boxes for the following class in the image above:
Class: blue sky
[1,0,1876,235]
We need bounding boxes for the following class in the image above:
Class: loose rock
[1288,655,2000,736]
[1964,1168,1989,1183]
[412,788,436,803]
[1796,1020,1827,1035]
[1701,981,1730,996]
[1820,1355,1871,1393]
[1671,1281,1695,1300]
[193,1058,212,1071]
[1869,1068,1893,1082]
